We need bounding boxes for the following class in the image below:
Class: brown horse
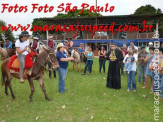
[1,46,59,102]
[0,47,16,60]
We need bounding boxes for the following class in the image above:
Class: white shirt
[15,39,29,55]
[123,53,138,71]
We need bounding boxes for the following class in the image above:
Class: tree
[134,5,163,37]
[0,20,15,42]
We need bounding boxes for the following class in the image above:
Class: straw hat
[57,43,64,49]
[33,37,39,40]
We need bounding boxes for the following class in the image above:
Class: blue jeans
[126,71,136,90]
[84,60,93,73]
[152,72,161,93]
[161,76,163,99]
[138,65,146,83]
[99,59,105,73]
[58,68,67,93]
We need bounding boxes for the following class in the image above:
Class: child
[82,46,94,75]
[124,52,135,74]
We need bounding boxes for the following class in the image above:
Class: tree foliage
[0,20,15,42]
[134,5,163,37]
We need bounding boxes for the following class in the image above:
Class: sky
[0,0,163,37]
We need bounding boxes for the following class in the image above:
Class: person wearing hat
[15,31,31,83]
[56,43,74,93]
[31,37,40,53]
[66,37,73,52]
[145,42,153,53]
[137,46,148,85]
[47,36,57,52]
[3,38,12,50]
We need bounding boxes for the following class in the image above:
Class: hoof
[29,99,33,102]
[12,96,16,99]
[46,98,51,101]
[5,93,9,96]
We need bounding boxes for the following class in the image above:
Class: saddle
[8,52,38,76]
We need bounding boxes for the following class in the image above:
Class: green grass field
[0,58,162,122]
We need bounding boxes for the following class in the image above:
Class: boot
[20,69,24,83]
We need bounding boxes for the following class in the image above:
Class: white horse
[71,49,81,72]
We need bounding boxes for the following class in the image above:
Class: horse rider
[47,36,57,52]
[31,37,40,53]
[66,37,73,53]
[15,31,31,83]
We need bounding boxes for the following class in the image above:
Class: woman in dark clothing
[98,46,106,73]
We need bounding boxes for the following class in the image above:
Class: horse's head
[71,49,75,57]
[48,52,59,70]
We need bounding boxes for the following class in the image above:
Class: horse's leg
[38,77,51,101]
[73,63,74,69]
[5,81,9,96]
[8,80,16,99]
[28,77,35,102]
[79,62,81,72]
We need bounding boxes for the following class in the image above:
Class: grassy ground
[0,58,162,122]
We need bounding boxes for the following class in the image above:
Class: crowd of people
[1,31,163,101]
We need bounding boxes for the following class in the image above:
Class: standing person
[78,43,85,62]
[15,31,31,83]
[149,47,163,93]
[121,44,128,55]
[56,43,74,93]
[3,38,12,50]
[47,36,57,52]
[127,41,138,51]
[145,42,153,53]
[142,47,155,89]
[31,37,40,53]
[98,46,106,73]
[137,46,148,85]
[82,46,94,75]
[106,43,123,89]
[119,47,126,77]
[159,48,163,100]
[123,48,137,92]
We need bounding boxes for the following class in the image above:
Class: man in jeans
[138,46,148,85]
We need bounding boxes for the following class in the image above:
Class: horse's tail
[1,71,6,86]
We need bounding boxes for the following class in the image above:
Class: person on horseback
[15,31,31,83]
[31,37,40,53]
[66,37,73,52]
[3,38,12,50]
[47,36,57,52]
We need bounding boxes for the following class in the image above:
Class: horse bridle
[35,53,55,70]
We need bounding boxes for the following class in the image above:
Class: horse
[1,46,59,102]
[0,47,16,60]
[71,49,81,72]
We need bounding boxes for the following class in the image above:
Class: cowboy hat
[148,42,153,45]
[33,37,39,40]
[57,43,64,49]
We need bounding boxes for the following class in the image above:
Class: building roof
[36,14,163,25]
